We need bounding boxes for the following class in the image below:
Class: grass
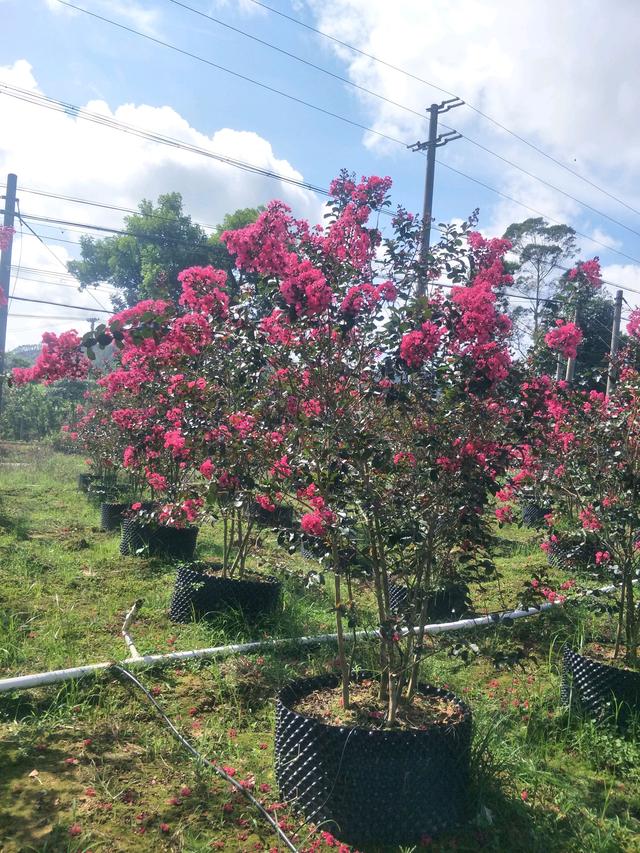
[0,441,639,852]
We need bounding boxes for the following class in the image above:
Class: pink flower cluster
[279,256,332,316]
[544,320,583,359]
[568,257,601,289]
[0,225,14,252]
[579,505,602,531]
[301,508,336,537]
[12,330,90,385]
[222,200,296,276]
[339,281,396,316]
[627,308,640,340]
[178,266,229,317]
[399,321,444,368]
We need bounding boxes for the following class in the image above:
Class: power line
[245,0,640,218]
[165,0,428,125]
[164,0,640,243]
[10,295,111,314]
[19,208,640,300]
[0,84,331,199]
[5,80,640,273]
[9,313,99,320]
[8,180,640,298]
[55,0,407,148]
[436,159,640,266]
[18,214,110,313]
[10,263,76,279]
[3,184,221,233]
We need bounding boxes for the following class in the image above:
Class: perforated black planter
[275,672,472,846]
[388,582,470,621]
[562,646,640,724]
[521,501,546,528]
[248,501,294,529]
[100,501,129,532]
[120,519,198,560]
[169,564,282,622]
[547,538,597,571]
[77,473,96,492]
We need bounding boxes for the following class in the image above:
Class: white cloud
[305,0,640,224]
[43,0,162,37]
[590,229,622,252]
[209,0,265,16]
[0,59,321,348]
[600,264,640,314]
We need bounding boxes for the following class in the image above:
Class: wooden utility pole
[606,289,624,396]
[0,173,18,413]
[409,99,463,297]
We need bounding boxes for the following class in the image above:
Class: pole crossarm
[413,102,463,296]
[408,130,461,152]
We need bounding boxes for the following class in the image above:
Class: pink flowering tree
[221,173,515,717]
[14,171,518,714]
[536,257,619,386]
[502,328,640,662]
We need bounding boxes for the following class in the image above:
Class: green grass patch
[0,442,639,852]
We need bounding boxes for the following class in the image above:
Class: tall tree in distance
[68,193,262,308]
[504,217,578,339]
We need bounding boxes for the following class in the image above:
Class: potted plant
[219,174,515,843]
[502,298,640,722]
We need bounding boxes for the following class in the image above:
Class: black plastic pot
[100,501,129,532]
[275,672,472,846]
[77,473,96,492]
[119,519,198,560]
[169,564,282,622]
[388,582,471,621]
[248,501,294,529]
[521,501,546,528]
[547,538,597,571]
[562,646,640,724]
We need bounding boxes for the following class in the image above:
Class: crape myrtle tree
[497,312,640,664]
[14,171,516,721]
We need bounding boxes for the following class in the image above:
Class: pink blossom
[393,451,417,467]
[627,308,640,340]
[568,257,601,288]
[123,446,136,468]
[279,256,332,316]
[270,455,292,478]
[301,508,335,537]
[199,459,214,480]
[545,320,583,359]
[400,321,444,367]
[256,494,275,513]
[579,505,602,531]
[12,330,90,385]
[178,265,229,317]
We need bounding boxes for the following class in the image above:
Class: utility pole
[409,98,463,297]
[605,289,624,396]
[0,173,17,414]
[87,317,98,333]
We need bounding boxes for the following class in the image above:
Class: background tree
[535,265,615,388]
[504,217,578,340]
[68,193,262,307]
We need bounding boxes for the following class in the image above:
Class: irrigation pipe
[111,664,299,852]
[0,580,627,694]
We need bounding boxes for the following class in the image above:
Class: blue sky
[2,0,640,346]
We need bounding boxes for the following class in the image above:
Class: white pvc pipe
[1,588,605,694]
[2,580,630,694]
